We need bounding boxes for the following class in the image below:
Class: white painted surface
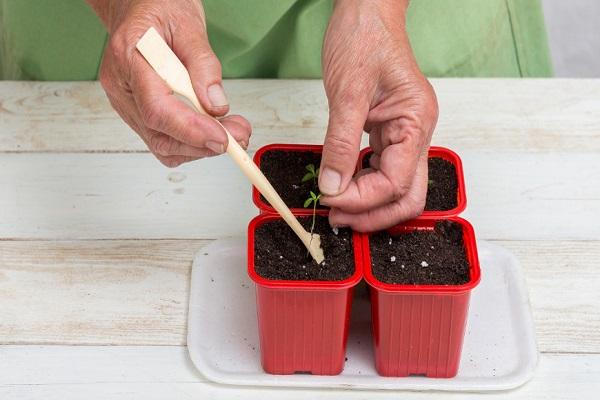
[1,80,599,398]
[0,151,598,240]
[0,346,598,399]
[1,79,599,153]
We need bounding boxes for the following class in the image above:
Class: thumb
[319,103,368,196]
[175,26,228,117]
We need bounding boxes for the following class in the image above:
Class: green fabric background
[0,0,552,80]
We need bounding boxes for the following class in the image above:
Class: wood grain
[1,239,598,353]
[0,152,598,240]
[0,346,598,399]
[1,80,599,153]
[1,79,599,397]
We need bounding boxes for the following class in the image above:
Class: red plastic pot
[248,212,363,375]
[358,146,467,217]
[362,217,481,378]
[253,143,327,214]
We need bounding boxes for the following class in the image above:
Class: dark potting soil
[426,157,458,211]
[259,150,327,209]
[369,220,470,285]
[362,152,458,211]
[254,216,354,281]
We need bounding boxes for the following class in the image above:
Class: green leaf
[428,179,434,187]
[315,167,320,177]
[306,164,315,174]
[303,197,313,208]
[310,191,317,200]
[301,172,313,182]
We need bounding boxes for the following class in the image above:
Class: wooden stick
[136,27,324,264]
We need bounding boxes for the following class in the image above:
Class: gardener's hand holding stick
[136,28,325,264]
[319,0,438,232]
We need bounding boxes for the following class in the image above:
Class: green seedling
[302,163,320,186]
[304,190,322,238]
[428,179,434,187]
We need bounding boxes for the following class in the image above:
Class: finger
[319,102,369,196]
[105,92,143,134]
[147,131,218,158]
[172,23,229,116]
[320,120,422,213]
[220,114,252,149]
[130,55,228,153]
[155,154,201,168]
[328,155,428,232]
[369,153,381,169]
[369,127,384,155]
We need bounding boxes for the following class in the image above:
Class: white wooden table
[1,79,599,399]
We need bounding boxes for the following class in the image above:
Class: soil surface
[369,220,470,285]
[254,216,354,281]
[426,157,458,211]
[259,150,327,209]
[362,152,458,211]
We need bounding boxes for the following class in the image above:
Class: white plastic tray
[187,238,537,391]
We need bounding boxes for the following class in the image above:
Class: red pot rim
[252,143,326,214]
[248,211,363,290]
[358,146,467,217]
[362,216,481,294]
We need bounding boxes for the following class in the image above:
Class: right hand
[88,0,251,167]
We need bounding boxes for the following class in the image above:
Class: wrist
[89,0,151,33]
[333,0,409,17]
[332,0,409,34]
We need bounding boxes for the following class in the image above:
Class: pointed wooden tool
[136,27,324,264]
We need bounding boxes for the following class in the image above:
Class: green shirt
[0,0,552,80]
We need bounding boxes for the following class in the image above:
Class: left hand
[318,0,438,232]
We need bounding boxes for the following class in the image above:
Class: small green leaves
[428,179,434,187]
[301,163,320,183]
[301,164,322,245]
[303,191,321,208]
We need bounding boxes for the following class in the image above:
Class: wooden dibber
[136,27,325,264]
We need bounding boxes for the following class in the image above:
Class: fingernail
[207,84,228,107]
[206,141,225,154]
[319,168,342,195]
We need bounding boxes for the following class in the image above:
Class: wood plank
[0,152,598,240]
[496,240,600,353]
[1,239,598,353]
[1,79,599,153]
[0,346,598,399]
[0,240,206,345]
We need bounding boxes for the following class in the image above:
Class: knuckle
[150,135,173,157]
[186,46,222,78]
[424,79,439,118]
[392,182,412,199]
[197,50,222,74]
[98,65,114,93]
[106,29,129,62]
[324,132,356,161]
[139,99,163,131]
[408,199,425,220]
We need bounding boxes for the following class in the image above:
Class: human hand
[87,0,251,167]
[319,0,438,231]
